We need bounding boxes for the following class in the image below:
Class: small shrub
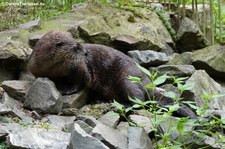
[113,64,225,148]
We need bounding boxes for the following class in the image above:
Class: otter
[28,30,196,118]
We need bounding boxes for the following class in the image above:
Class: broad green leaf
[144,100,157,104]
[166,91,177,99]
[153,75,168,86]
[212,93,225,99]
[113,100,124,110]
[221,118,225,124]
[177,117,188,134]
[128,76,141,83]
[185,103,199,110]
[132,104,141,108]
[177,83,193,91]
[174,77,189,84]
[145,84,155,89]
[125,107,133,113]
[168,103,180,112]
[136,63,151,77]
[128,96,144,105]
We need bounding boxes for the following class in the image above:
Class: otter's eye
[56,42,64,47]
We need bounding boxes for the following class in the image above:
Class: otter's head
[28,30,87,78]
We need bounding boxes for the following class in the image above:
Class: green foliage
[114,64,225,148]
[153,7,177,40]
[11,117,51,129]
[0,0,85,31]
[0,142,8,149]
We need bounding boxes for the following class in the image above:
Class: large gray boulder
[167,52,193,65]
[0,39,32,82]
[62,89,89,109]
[185,70,225,110]
[98,111,120,128]
[18,18,41,31]
[129,114,154,135]
[128,127,153,149]
[2,80,32,102]
[0,102,11,114]
[67,3,173,53]
[68,123,109,149]
[41,115,76,129]
[128,50,169,67]
[176,17,209,52]
[24,78,63,114]
[1,93,34,122]
[0,39,32,60]
[91,122,128,149]
[2,123,70,149]
[154,65,196,77]
[192,45,225,79]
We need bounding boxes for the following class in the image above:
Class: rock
[128,50,169,67]
[18,18,41,31]
[176,17,209,52]
[68,123,109,149]
[3,124,70,149]
[60,108,79,116]
[19,71,36,82]
[2,80,32,102]
[24,78,63,114]
[98,111,120,128]
[129,114,154,134]
[0,39,32,82]
[128,127,153,149]
[0,103,11,114]
[184,131,225,148]
[1,92,23,109]
[28,34,43,48]
[203,110,225,119]
[0,29,19,39]
[66,120,93,134]
[68,4,173,52]
[78,103,115,119]
[91,122,128,149]
[62,89,89,109]
[0,128,7,139]
[156,115,181,140]
[1,93,34,122]
[114,35,139,45]
[10,106,34,123]
[160,84,180,97]
[192,45,225,79]
[41,115,76,130]
[0,39,32,60]
[167,52,193,65]
[0,87,4,99]
[116,121,129,136]
[183,4,210,39]
[184,70,225,110]
[154,65,195,77]
[0,116,14,123]
[76,115,100,128]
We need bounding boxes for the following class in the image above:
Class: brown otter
[28,30,196,118]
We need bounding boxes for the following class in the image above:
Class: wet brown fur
[28,30,196,118]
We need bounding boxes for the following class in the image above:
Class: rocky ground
[1,2,225,149]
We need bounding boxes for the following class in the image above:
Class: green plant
[0,0,86,31]
[11,117,51,129]
[113,64,225,148]
[0,142,8,149]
